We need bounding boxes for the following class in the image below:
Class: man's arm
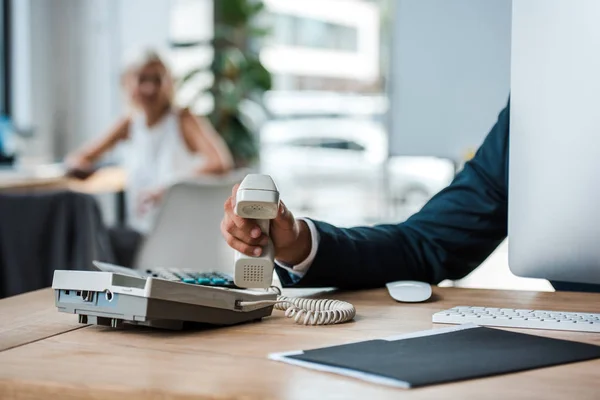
[276,102,510,289]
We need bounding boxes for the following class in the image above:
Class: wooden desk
[0,287,598,399]
[0,166,128,224]
[0,166,127,194]
[0,290,83,353]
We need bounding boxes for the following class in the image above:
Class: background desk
[0,287,598,399]
[0,166,126,194]
[0,166,127,224]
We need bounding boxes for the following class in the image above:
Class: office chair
[0,190,114,298]
[133,171,248,274]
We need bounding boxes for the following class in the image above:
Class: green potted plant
[177,0,272,168]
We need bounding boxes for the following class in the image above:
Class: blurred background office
[0,0,554,297]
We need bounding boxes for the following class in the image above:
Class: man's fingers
[221,215,267,246]
[222,183,266,255]
[231,183,240,200]
[221,221,263,257]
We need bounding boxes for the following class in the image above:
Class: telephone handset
[233,174,279,289]
[232,174,355,325]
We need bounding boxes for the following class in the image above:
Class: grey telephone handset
[233,174,356,325]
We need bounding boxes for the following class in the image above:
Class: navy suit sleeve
[278,103,510,289]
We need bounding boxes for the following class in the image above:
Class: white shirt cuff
[274,217,319,278]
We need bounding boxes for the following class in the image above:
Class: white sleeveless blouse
[121,108,204,233]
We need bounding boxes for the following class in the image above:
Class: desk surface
[0,166,126,194]
[0,287,598,399]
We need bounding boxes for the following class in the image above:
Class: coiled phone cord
[237,287,356,326]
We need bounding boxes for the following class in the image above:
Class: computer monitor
[508,0,600,285]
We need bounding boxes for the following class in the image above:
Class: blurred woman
[66,49,234,235]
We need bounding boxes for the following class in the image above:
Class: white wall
[11,0,173,162]
[50,0,120,157]
[388,0,512,160]
[11,0,53,162]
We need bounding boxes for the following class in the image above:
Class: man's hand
[221,184,312,265]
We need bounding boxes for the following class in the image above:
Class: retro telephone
[231,174,355,325]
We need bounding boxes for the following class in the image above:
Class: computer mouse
[386,280,432,303]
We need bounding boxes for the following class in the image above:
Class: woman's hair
[121,48,176,110]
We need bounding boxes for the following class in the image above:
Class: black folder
[269,325,600,388]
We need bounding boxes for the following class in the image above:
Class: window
[269,12,359,52]
[261,0,380,85]
[288,137,365,152]
[168,0,214,115]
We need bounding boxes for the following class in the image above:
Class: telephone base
[52,270,277,330]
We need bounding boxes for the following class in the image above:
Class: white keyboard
[433,306,600,333]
